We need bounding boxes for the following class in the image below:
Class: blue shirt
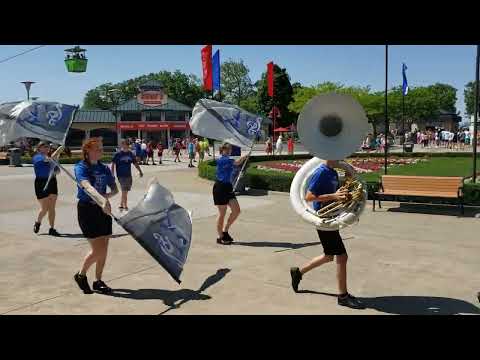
[216,155,235,184]
[307,164,339,211]
[188,142,195,154]
[112,150,135,178]
[134,143,141,155]
[74,161,116,203]
[32,153,51,179]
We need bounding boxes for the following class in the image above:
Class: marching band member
[289,159,365,309]
[32,141,62,236]
[74,137,118,294]
[213,143,248,245]
[111,139,143,212]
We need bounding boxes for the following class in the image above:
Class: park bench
[373,175,464,214]
[0,152,8,164]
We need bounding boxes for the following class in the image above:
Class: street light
[21,81,35,100]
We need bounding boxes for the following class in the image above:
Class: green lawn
[254,156,479,183]
[359,157,479,182]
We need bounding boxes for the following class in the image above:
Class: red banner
[267,61,274,98]
[201,45,213,91]
[117,122,190,131]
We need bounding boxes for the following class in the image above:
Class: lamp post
[21,81,35,100]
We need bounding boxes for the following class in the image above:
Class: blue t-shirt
[112,150,135,178]
[188,142,195,154]
[32,153,51,179]
[74,161,116,203]
[134,143,141,155]
[307,164,339,211]
[216,155,235,184]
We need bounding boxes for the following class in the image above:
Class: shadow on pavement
[387,203,479,218]
[105,268,231,314]
[358,296,480,315]
[297,290,338,297]
[232,241,319,252]
[39,233,129,239]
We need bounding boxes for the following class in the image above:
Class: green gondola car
[64,46,88,73]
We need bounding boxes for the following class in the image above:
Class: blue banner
[402,63,409,96]
[212,50,221,92]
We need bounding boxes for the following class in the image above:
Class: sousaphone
[289,93,369,231]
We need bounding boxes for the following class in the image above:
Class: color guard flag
[190,99,263,148]
[402,63,409,96]
[201,45,213,91]
[0,101,77,147]
[267,61,274,98]
[212,50,221,93]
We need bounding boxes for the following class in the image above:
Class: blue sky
[0,45,476,122]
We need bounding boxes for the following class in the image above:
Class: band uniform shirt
[32,153,52,179]
[307,164,339,211]
[112,150,135,178]
[216,155,235,184]
[75,160,116,203]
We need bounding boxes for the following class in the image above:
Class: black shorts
[317,230,347,256]
[77,201,113,239]
[213,181,236,205]
[34,177,58,200]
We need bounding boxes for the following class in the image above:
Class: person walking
[156,142,164,164]
[111,139,143,212]
[287,136,294,155]
[276,134,284,155]
[188,140,195,168]
[32,141,62,236]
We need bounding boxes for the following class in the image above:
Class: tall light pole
[21,81,35,100]
[472,45,479,183]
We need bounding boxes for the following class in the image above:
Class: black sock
[339,293,348,298]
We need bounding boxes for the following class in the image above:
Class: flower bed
[255,157,427,174]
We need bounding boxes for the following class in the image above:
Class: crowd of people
[361,128,479,152]
[121,136,211,167]
[265,134,295,155]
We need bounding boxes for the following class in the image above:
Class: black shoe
[49,228,60,237]
[217,235,233,245]
[338,293,366,309]
[93,280,113,294]
[290,267,302,293]
[222,231,234,243]
[33,222,40,234]
[74,272,94,294]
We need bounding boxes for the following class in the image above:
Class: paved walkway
[1,162,479,315]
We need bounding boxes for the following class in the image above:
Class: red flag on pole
[267,61,274,98]
[201,45,213,91]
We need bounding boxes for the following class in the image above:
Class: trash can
[403,142,414,153]
[8,148,22,167]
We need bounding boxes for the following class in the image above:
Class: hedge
[198,159,480,205]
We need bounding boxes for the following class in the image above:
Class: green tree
[464,81,479,116]
[257,64,294,127]
[220,59,254,105]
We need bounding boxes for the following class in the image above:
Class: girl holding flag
[32,141,62,236]
[213,143,248,245]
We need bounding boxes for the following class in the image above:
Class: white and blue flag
[189,99,263,148]
[402,63,409,96]
[0,101,78,146]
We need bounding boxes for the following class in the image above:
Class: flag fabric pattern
[189,99,263,148]
[0,101,77,146]
[212,50,221,92]
[402,63,409,96]
[201,45,213,91]
[267,62,274,98]
[117,181,192,284]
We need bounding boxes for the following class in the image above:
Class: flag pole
[384,45,389,175]
[472,45,479,183]
[402,90,405,153]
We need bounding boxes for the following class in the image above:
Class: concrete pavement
[1,159,479,315]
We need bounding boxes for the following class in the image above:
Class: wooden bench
[373,175,464,214]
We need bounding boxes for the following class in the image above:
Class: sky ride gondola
[64,46,88,73]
